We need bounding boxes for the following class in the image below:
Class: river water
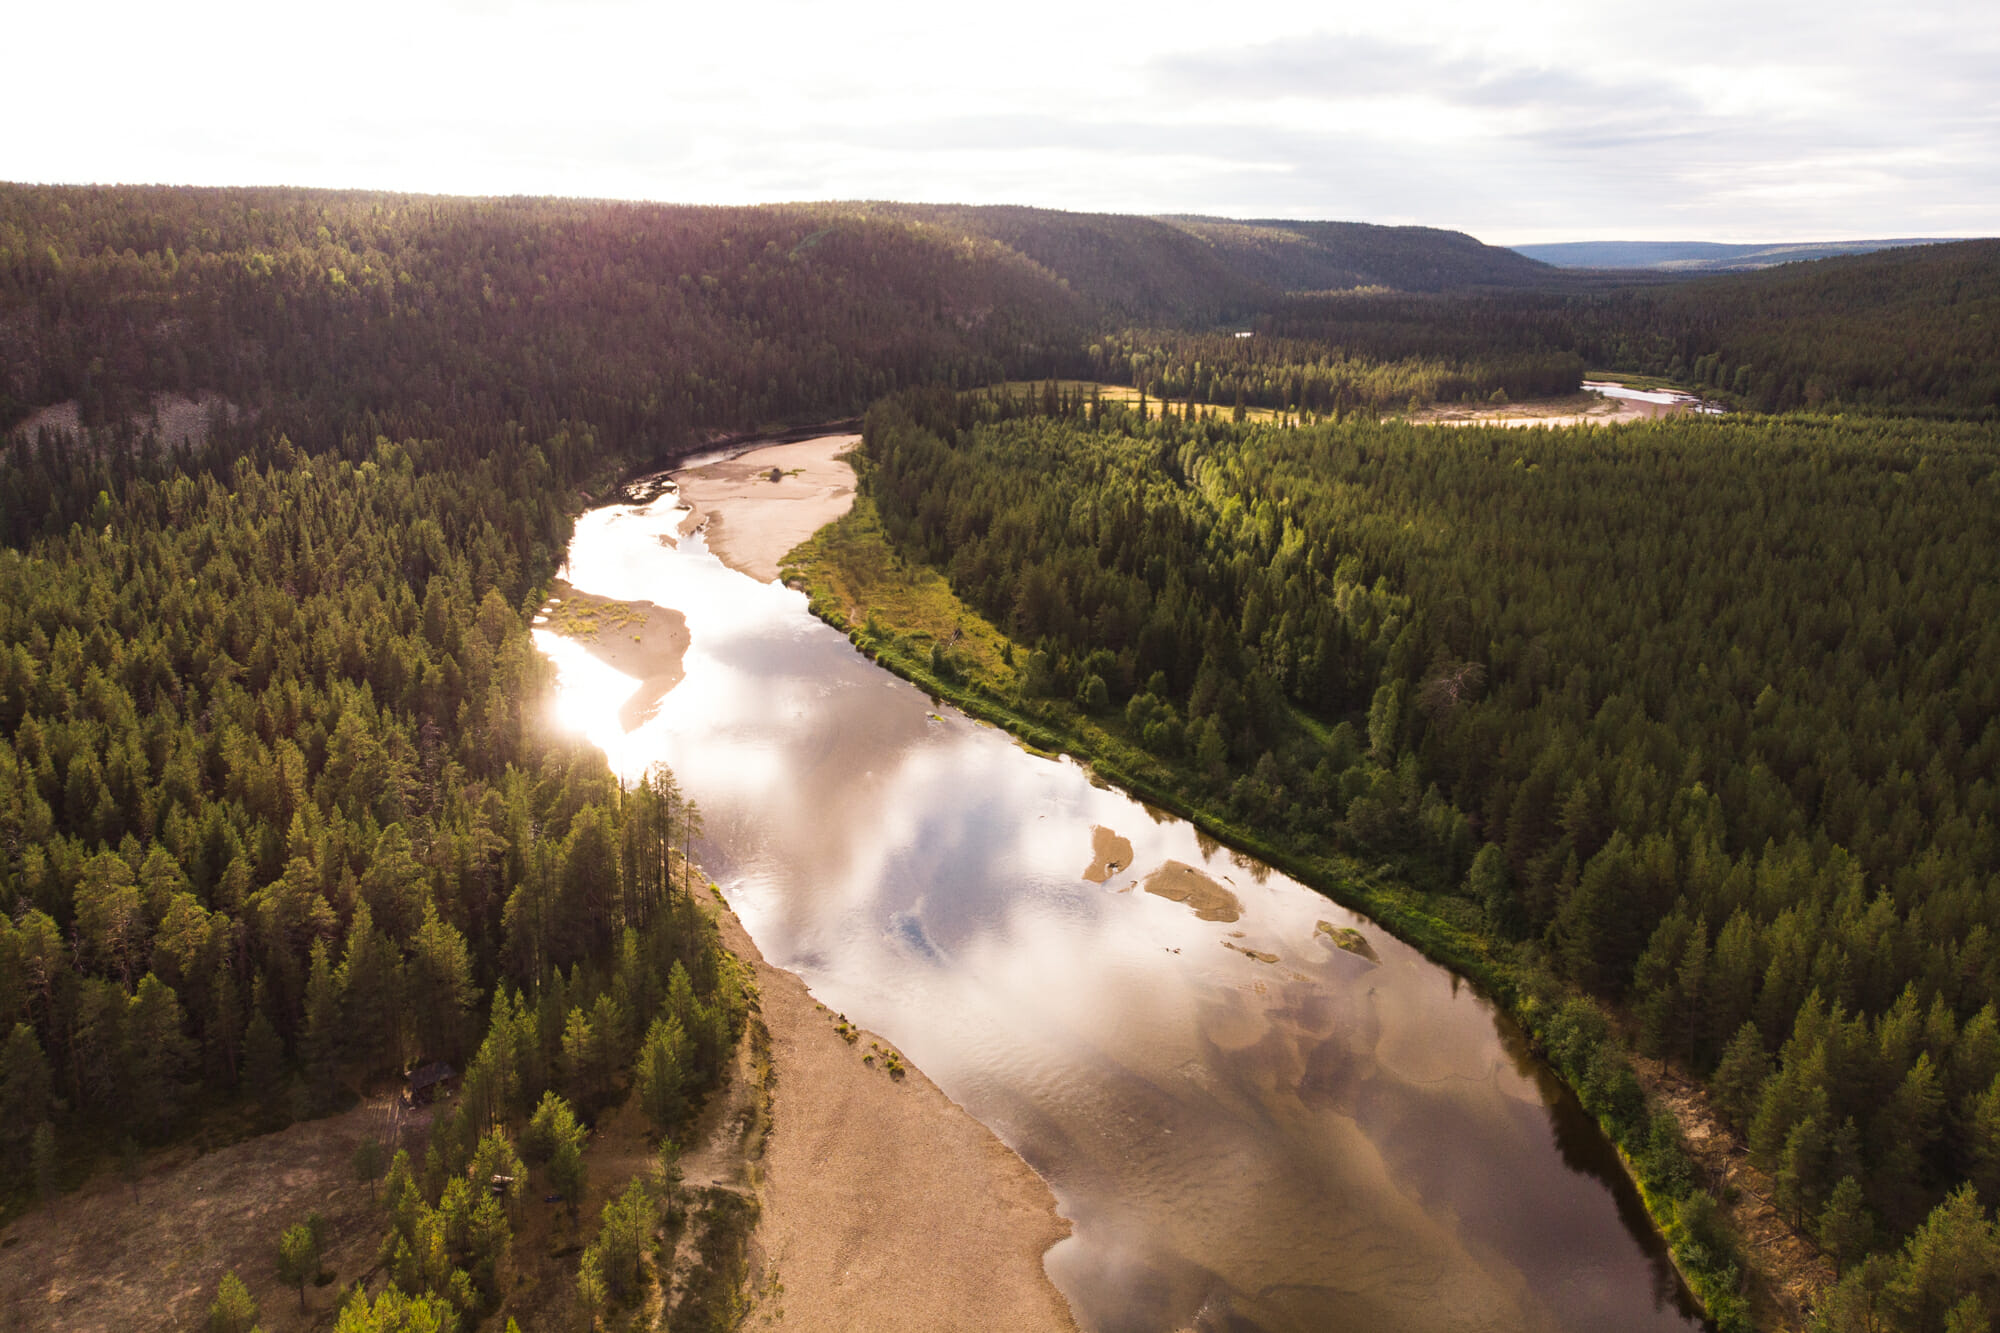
[1582,381,1726,414]
[534,462,1705,1333]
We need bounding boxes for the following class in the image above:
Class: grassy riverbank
[784,489,1781,1333]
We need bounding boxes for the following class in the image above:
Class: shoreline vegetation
[781,448,1804,1332]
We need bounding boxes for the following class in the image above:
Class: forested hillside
[0,406,752,1314]
[1269,241,2000,418]
[862,205,1570,324]
[855,390,2000,1330]
[1163,215,1557,292]
[0,186,1094,462]
[873,204,1269,325]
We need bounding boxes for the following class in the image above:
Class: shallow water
[1582,380,1726,414]
[536,471,1706,1333]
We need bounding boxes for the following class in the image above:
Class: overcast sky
[7,0,1996,245]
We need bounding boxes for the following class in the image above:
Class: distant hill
[1513,238,1962,272]
[871,206,1561,325]
[0,186,1098,447]
[0,189,1597,444]
[1270,237,2000,416]
[877,204,1266,325]
[1163,216,1558,292]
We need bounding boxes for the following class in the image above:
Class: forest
[1081,329,1585,415]
[1266,240,2000,418]
[0,402,753,1319]
[0,186,1095,472]
[2,181,1999,1329]
[853,387,2000,1331]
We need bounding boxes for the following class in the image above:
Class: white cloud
[3,0,1995,242]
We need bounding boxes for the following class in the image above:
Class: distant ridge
[869,205,1560,325]
[1513,238,1962,272]
[1161,215,1557,293]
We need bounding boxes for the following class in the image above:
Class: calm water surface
[534,466,1705,1333]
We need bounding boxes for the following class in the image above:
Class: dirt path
[674,436,860,582]
[714,906,1076,1331]
[1636,1059,1833,1331]
[0,1095,422,1332]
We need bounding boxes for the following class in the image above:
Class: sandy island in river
[674,435,860,582]
[1081,825,1134,883]
[1139,860,1243,923]
[537,580,691,731]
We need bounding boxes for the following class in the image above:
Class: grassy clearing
[985,379,1286,423]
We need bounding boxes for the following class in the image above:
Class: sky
[5,0,1996,245]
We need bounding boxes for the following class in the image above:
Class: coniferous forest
[2,183,1999,1330]
[844,387,2000,1327]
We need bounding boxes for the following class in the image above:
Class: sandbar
[714,907,1076,1330]
[538,580,691,730]
[673,435,860,582]
[1317,920,1380,962]
[1411,390,1700,430]
[1139,861,1243,923]
[1081,825,1134,883]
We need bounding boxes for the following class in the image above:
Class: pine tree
[0,1023,52,1166]
[407,903,478,1063]
[302,939,343,1105]
[1820,1175,1874,1274]
[636,1014,690,1135]
[31,1121,57,1209]
[243,1005,285,1108]
[206,1270,258,1333]
[277,1220,322,1311]
[124,974,196,1139]
[1711,1022,1771,1132]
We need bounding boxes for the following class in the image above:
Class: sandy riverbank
[715,906,1076,1331]
[674,435,861,581]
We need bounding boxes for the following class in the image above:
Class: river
[533,453,1706,1333]
[1582,381,1726,415]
